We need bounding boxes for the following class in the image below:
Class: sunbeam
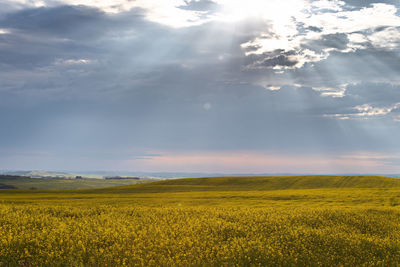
[0,0,399,173]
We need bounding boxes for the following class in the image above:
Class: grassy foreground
[1,175,400,266]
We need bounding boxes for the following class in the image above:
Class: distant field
[0,175,154,190]
[1,175,400,266]
[96,175,400,193]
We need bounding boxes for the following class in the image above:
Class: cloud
[0,5,111,37]
[324,103,400,120]
[241,3,400,69]
[54,58,94,65]
[178,0,220,11]
[318,83,400,121]
[0,0,216,28]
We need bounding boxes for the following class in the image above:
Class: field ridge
[94,175,400,193]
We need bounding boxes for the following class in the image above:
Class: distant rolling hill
[0,183,17,189]
[0,175,156,190]
[96,175,400,193]
[3,175,400,192]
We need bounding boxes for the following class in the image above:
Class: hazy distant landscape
[0,175,157,190]
[2,169,400,179]
[2,170,399,191]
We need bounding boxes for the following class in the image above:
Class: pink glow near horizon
[127,151,399,174]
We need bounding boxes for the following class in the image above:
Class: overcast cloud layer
[0,0,400,173]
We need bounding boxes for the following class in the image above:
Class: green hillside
[97,175,400,193]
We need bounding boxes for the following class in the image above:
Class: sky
[0,0,400,174]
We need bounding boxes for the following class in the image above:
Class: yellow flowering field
[1,176,400,266]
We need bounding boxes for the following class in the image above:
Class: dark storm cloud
[1,6,106,36]
[0,6,106,68]
[0,4,269,95]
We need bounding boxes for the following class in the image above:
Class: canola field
[1,175,400,266]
